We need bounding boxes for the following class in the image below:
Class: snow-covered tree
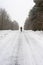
[24,0,43,31]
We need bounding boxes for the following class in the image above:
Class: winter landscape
[0,30,43,65]
[0,0,43,65]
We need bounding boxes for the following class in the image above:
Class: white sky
[0,0,35,27]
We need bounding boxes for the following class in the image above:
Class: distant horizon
[0,0,35,27]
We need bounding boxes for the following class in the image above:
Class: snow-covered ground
[0,30,43,65]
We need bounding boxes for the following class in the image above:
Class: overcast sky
[0,0,35,27]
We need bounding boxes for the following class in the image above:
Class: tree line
[24,0,43,31]
[0,8,19,30]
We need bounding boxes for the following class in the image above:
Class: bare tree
[0,8,10,30]
[0,8,19,30]
[12,20,19,30]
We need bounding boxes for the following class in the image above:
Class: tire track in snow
[0,31,20,65]
[25,31,43,59]
[23,32,37,65]
[14,32,22,65]
[9,32,22,65]
[24,31,43,65]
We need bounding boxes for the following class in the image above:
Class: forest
[0,8,19,30]
[24,0,43,31]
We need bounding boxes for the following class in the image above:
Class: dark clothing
[20,27,22,32]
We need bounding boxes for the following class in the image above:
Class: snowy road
[0,30,43,65]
